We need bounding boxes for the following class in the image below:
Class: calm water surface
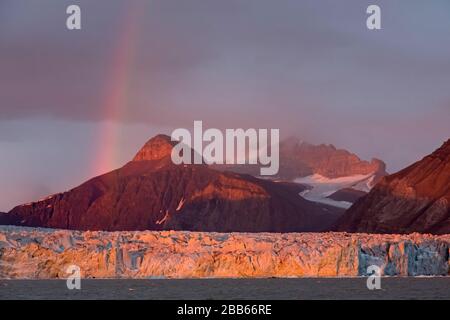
[1,278,449,300]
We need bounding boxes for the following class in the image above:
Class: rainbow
[92,2,145,176]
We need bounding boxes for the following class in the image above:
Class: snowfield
[295,173,376,208]
[0,226,449,279]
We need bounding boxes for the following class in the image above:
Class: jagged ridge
[214,137,387,182]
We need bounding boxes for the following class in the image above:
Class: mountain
[214,137,387,181]
[335,139,450,234]
[277,137,387,180]
[2,135,343,232]
[214,137,388,208]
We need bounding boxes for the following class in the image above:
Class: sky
[0,0,449,211]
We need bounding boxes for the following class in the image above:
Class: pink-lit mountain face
[336,139,450,234]
[214,137,387,182]
[2,135,343,232]
[277,137,387,180]
[213,137,388,208]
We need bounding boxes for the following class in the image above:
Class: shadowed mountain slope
[335,139,450,234]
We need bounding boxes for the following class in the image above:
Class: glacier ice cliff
[0,226,448,279]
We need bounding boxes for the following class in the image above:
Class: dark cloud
[3,0,449,127]
[0,0,449,207]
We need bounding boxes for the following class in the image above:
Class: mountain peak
[432,139,450,160]
[132,134,176,161]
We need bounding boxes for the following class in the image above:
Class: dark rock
[0,212,20,225]
[327,188,367,203]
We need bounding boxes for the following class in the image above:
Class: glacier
[295,173,376,208]
[0,226,448,279]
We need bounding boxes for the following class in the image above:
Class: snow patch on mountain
[295,173,376,208]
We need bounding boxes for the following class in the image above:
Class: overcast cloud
[0,0,449,210]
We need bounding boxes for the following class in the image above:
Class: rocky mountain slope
[277,137,387,180]
[327,188,367,203]
[0,226,448,279]
[336,139,450,234]
[215,137,387,181]
[2,135,342,232]
[214,137,387,208]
